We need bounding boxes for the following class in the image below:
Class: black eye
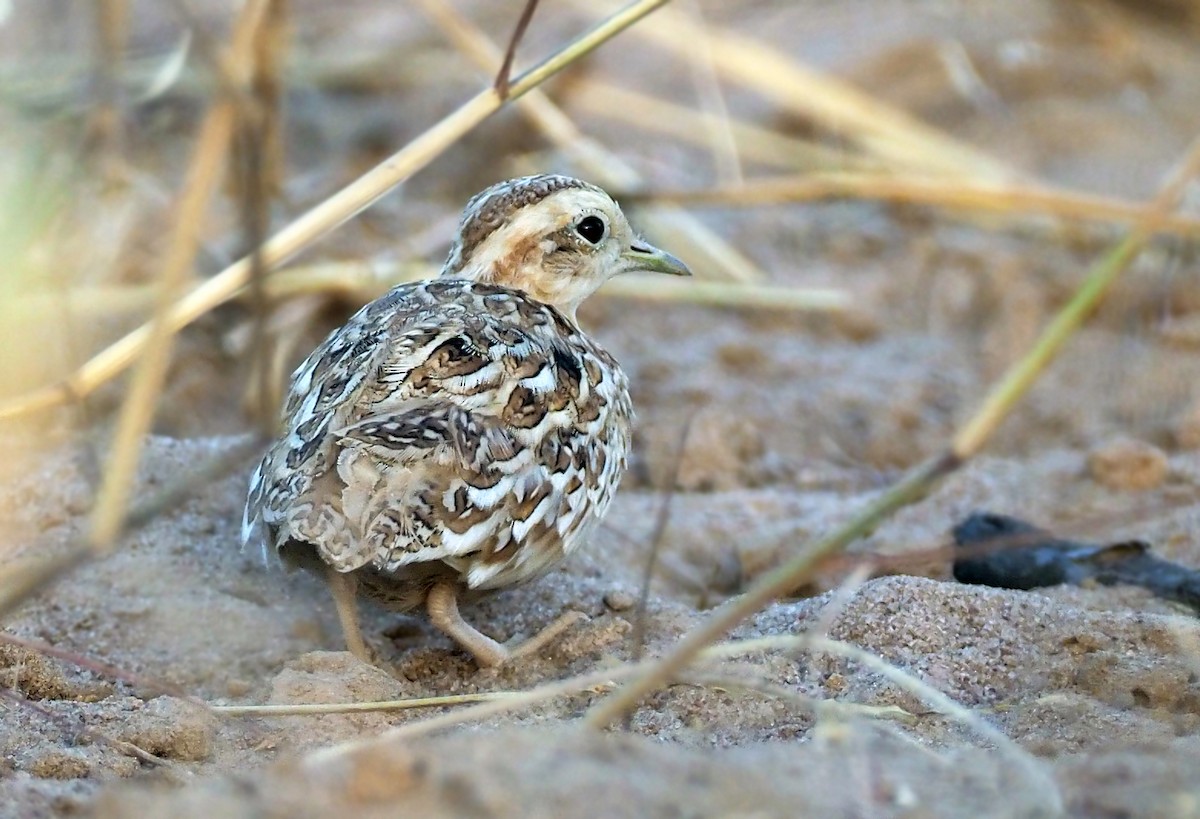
[576,215,606,244]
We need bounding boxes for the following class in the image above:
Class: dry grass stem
[569,79,877,173]
[0,0,677,423]
[795,636,1059,807]
[213,692,521,717]
[678,1,742,186]
[86,0,130,158]
[11,264,849,319]
[301,631,1026,785]
[637,173,1200,238]
[582,452,955,729]
[572,0,1022,184]
[233,0,290,425]
[417,0,763,283]
[602,275,849,311]
[280,264,848,312]
[215,665,914,724]
[88,0,271,552]
[301,666,637,764]
[952,132,1200,459]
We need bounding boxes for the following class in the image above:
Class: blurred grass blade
[0,0,677,422]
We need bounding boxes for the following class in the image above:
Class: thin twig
[631,414,695,664]
[87,0,270,553]
[494,0,541,99]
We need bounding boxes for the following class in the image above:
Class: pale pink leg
[425,581,584,668]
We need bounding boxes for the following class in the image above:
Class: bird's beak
[621,240,692,277]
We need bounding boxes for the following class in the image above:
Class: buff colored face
[448,186,690,318]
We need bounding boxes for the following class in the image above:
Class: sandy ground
[4,437,1200,818]
[4,1,1200,817]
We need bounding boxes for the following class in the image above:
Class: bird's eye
[575,215,606,245]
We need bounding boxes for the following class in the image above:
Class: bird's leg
[325,567,372,663]
[425,581,584,668]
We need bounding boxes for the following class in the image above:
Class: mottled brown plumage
[243,174,690,666]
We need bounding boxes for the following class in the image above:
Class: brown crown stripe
[456,175,603,261]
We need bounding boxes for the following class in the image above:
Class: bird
[242,174,690,667]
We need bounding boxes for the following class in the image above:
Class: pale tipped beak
[622,240,692,277]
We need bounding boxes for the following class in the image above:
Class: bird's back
[243,279,632,603]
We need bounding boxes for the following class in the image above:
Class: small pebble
[603,590,636,611]
[226,678,252,698]
[115,697,217,761]
[1087,437,1168,491]
[27,750,91,780]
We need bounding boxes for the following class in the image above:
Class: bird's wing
[246,281,627,585]
[242,284,424,557]
[329,297,614,583]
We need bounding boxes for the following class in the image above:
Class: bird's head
[442,174,690,319]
